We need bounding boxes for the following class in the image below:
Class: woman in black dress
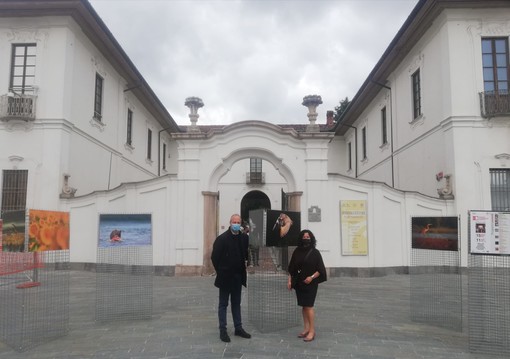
[287,229,327,342]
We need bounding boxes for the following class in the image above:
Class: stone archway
[202,148,300,274]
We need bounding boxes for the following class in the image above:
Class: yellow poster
[340,200,368,255]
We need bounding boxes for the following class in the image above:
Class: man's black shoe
[220,331,231,343]
[234,328,251,339]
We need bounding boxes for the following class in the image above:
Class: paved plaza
[0,270,506,359]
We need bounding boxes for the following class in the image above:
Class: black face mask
[302,239,311,247]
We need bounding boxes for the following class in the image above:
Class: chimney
[326,110,334,127]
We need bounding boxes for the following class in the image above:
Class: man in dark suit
[211,214,251,342]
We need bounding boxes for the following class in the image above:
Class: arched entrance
[240,190,271,224]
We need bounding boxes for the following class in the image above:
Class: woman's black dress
[288,246,327,307]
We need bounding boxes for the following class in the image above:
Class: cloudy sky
[89,0,419,126]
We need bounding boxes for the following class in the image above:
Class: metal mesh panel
[468,254,510,355]
[247,245,299,332]
[410,249,462,331]
[95,246,153,323]
[0,250,70,352]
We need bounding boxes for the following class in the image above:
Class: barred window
[1,170,28,215]
[490,168,510,211]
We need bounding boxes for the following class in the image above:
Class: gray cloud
[90,0,418,125]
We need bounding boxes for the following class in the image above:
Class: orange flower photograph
[28,210,70,252]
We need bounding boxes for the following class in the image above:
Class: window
[411,69,421,119]
[250,158,262,183]
[126,109,133,146]
[482,38,509,93]
[1,170,28,215]
[10,44,36,94]
[347,142,352,171]
[361,127,367,160]
[93,73,103,121]
[490,169,510,211]
[162,143,167,170]
[147,128,152,160]
[381,107,388,145]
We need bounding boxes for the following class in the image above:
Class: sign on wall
[340,200,368,255]
[470,211,510,255]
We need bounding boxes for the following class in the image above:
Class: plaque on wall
[308,206,321,222]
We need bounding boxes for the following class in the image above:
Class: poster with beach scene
[98,214,152,248]
[412,216,458,251]
[28,209,70,252]
[1,210,26,252]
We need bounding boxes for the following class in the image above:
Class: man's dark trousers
[218,273,242,331]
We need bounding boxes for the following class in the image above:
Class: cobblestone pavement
[0,271,506,359]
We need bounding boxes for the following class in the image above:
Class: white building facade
[1,0,508,275]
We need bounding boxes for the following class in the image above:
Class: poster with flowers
[28,209,70,252]
[1,210,26,252]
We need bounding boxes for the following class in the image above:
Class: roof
[0,0,181,133]
[333,0,510,136]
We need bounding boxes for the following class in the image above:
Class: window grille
[1,170,28,215]
[490,168,510,211]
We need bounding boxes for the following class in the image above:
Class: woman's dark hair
[297,229,316,248]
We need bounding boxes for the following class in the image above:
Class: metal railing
[479,90,510,118]
[0,91,37,121]
[246,172,265,185]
